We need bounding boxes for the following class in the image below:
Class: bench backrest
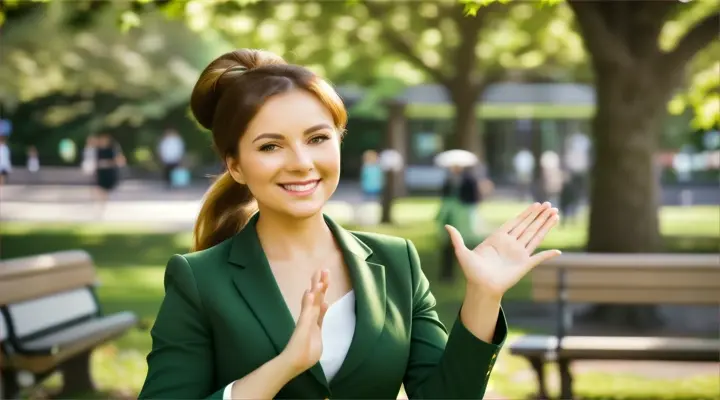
[531,253,720,304]
[0,250,100,340]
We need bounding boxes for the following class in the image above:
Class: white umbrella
[433,149,479,168]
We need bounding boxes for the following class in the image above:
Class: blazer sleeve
[138,255,226,399]
[402,239,508,399]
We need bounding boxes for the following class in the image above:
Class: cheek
[239,154,282,186]
[315,142,341,172]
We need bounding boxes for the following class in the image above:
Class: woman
[139,49,561,400]
[93,132,125,208]
[436,165,486,282]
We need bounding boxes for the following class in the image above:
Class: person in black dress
[93,132,126,211]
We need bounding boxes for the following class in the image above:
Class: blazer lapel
[228,213,329,390]
[324,215,387,386]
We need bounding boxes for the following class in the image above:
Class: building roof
[337,82,596,105]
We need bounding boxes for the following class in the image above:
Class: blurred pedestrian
[513,148,534,201]
[437,165,482,282]
[0,135,11,186]
[93,132,126,215]
[27,146,40,173]
[359,150,383,202]
[157,128,185,189]
[82,135,97,176]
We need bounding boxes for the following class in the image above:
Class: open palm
[446,202,561,297]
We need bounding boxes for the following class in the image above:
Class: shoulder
[163,238,234,288]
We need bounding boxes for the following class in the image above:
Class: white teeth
[282,181,318,192]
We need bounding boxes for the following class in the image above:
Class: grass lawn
[1,200,718,399]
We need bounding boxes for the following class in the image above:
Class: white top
[0,143,11,172]
[158,135,185,164]
[223,290,356,399]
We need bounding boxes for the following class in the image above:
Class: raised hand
[446,202,561,298]
[281,269,329,375]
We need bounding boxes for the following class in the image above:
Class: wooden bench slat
[3,313,138,373]
[532,269,720,289]
[0,267,96,306]
[18,312,138,354]
[532,287,720,304]
[539,253,720,268]
[0,251,93,278]
[510,335,720,362]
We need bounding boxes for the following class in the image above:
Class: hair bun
[190,49,287,130]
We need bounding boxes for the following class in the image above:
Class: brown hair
[189,49,347,252]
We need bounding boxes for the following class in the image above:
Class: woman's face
[228,89,341,220]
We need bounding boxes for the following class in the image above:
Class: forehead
[245,89,334,137]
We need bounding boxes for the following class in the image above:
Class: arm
[138,255,298,399]
[402,240,507,400]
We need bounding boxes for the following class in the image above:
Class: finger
[499,202,540,233]
[445,224,467,253]
[320,269,330,293]
[317,301,329,327]
[518,207,558,248]
[298,291,320,326]
[527,249,562,272]
[445,225,473,267]
[509,202,551,238]
[310,269,322,289]
[526,213,560,252]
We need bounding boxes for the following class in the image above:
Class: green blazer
[139,214,507,399]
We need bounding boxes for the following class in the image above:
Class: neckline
[326,289,355,314]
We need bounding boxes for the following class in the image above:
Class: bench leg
[558,359,573,400]
[59,351,96,396]
[1,370,21,400]
[528,357,549,400]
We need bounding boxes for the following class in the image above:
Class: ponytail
[192,172,256,252]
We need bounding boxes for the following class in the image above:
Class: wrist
[465,283,503,305]
[277,351,310,380]
[273,352,303,382]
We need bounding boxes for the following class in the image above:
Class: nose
[286,145,314,172]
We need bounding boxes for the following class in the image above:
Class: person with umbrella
[435,150,487,281]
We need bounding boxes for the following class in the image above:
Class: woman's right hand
[281,269,330,377]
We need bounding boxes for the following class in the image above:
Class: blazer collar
[228,213,386,390]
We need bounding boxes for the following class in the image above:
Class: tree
[36,0,584,157]
[467,0,718,253]
[467,0,719,328]
[0,1,228,164]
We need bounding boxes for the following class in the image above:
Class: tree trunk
[451,88,483,157]
[567,0,719,332]
[587,70,667,254]
[581,67,676,330]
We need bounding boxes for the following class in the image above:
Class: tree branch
[567,0,634,68]
[664,11,720,68]
[362,0,450,86]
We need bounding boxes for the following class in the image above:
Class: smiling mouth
[278,179,321,194]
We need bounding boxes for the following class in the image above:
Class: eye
[259,143,278,152]
[309,134,331,144]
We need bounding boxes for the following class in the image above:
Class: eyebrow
[252,123,334,143]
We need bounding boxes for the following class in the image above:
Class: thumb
[297,291,318,327]
[444,225,466,253]
[527,250,562,271]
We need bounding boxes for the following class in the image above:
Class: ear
[225,156,246,185]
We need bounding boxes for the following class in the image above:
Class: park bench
[0,250,139,399]
[509,253,720,400]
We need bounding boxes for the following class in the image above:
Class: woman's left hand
[446,202,562,299]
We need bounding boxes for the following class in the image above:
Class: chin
[281,201,326,220]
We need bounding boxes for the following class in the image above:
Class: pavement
[0,180,370,227]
